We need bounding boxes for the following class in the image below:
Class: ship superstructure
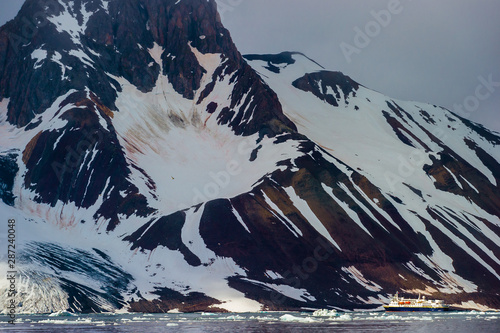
[384,292,450,311]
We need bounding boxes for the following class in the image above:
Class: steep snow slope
[245,52,500,294]
[110,44,303,216]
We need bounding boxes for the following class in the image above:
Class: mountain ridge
[1,0,499,313]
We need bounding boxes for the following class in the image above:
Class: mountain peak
[1,0,242,127]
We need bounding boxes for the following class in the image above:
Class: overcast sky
[1,0,499,132]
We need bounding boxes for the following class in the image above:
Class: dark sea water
[1,311,499,332]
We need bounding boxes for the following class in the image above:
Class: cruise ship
[384,292,450,311]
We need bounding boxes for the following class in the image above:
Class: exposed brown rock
[22,131,43,165]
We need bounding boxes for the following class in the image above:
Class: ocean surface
[1,311,499,332]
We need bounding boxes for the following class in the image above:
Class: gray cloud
[0,0,24,26]
[219,0,500,132]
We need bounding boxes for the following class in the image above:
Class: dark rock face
[292,71,360,107]
[124,212,202,266]
[20,92,153,230]
[0,0,294,134]
[216,63,297,136]
[1,0,121,127]
[244,52,324,74]
[0,151,19,206]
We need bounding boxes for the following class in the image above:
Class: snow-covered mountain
[1,0,499,313]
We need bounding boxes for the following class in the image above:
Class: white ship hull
[384,292,450,312]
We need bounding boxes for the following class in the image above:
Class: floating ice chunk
[48,311,75,317]
[279,314,319,323]
[335,313,353,321]
[220,315,245,320]
[312,309,338,317]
